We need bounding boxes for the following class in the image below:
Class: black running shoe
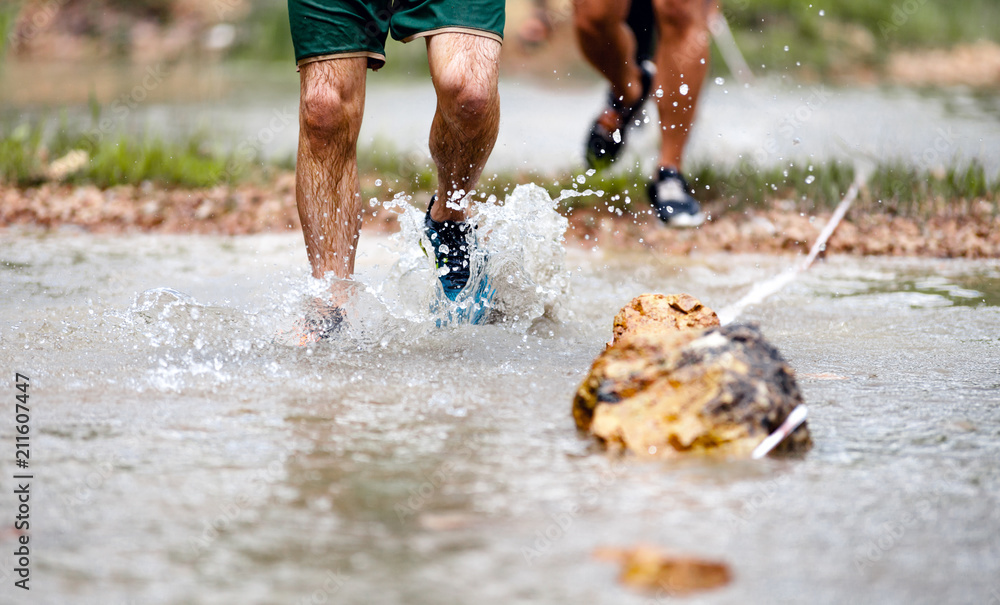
[648,167,705,228]
[424,195,472,300]
[585,60,657,170]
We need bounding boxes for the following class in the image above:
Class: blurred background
[5,7,1000,605]
[1,0,999,229]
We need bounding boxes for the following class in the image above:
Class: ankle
[428,193,466,223]
[656,165,683,178]
[614,66,644,108]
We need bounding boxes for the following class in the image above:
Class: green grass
[721,0,1000,77]
[0,122,44,185]
[0,1,22,64]
[2,120,996,219]
[728,0,1000,48]
[578,160,999,217]
[352,145,999,219]
[0,117,239,189]
[226,1,294,64]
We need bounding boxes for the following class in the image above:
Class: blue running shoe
[423,196,495,324]
[424,195,473,300]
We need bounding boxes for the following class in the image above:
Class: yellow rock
[574,295,811,458]
[594,544,732,595]
[610,292,719,346]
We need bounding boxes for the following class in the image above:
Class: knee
[299,80,363,147]
[435,72,496,125]
[652,0,708,37]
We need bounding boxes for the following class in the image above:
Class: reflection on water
[1,216,999,603]
[821,268,1000,308]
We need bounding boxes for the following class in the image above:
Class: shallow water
[1,195,999,603]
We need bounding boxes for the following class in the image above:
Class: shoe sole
[662,212,705,228]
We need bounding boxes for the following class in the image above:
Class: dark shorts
[288,0,505,70]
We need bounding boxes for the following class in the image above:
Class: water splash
[474,184,572,330]
[117,287,270,391]
[371,184,572,333]
[105,184,573,390]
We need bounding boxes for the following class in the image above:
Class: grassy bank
[0,115,287,189]
[2,121,997,220]
[722,0,1000,77]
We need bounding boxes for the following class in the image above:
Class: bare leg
[652,0,712,171]
[425,33,502,223]
[573,0,642,132]
[295,58,367,281]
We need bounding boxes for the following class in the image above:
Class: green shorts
[288,0,505,70]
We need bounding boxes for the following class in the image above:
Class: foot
[585,60,657,169]
[296,304,345,346]
[424,195,472,300]
[648,167,705,228]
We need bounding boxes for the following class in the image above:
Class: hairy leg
[425,33,502,222]
[652,0,713,170]
[296,58,367,281]
[574,0,641,132]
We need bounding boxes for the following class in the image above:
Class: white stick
[718,173,866,325]
[708,12,755,86]
[752,404,809,459]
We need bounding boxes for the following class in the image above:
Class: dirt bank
[4,177,999,258]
